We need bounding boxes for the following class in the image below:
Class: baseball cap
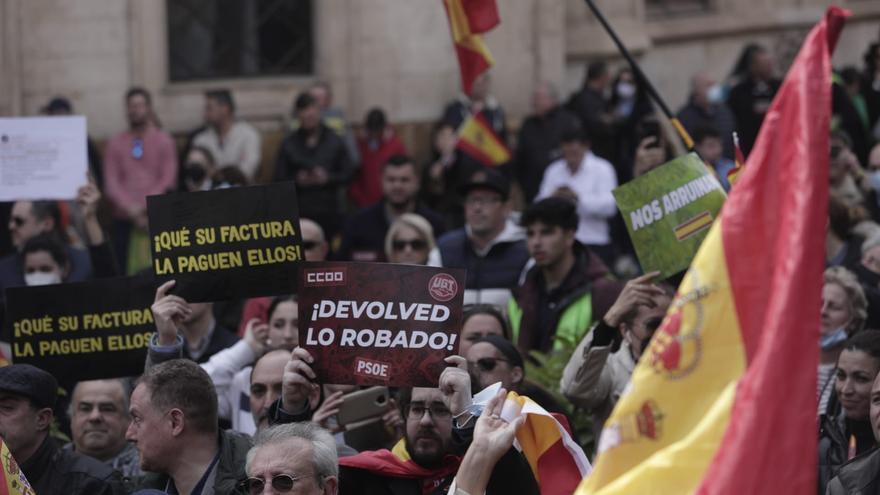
[458,168,510,200]
[43,97,73,115]
[0,364,58,408]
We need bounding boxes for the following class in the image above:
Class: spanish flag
[500,391,591,495]
[443,0,499,95]
[726,131,746,187]
[0,438,35,495]
[456,113,511,166]
[577,6,848,494]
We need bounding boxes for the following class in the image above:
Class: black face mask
[855,263,880,289]
[184,163,207,183]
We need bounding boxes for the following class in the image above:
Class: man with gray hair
[243,422,339,494]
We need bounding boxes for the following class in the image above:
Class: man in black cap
[427,168,529,308]
[0,364,124,494]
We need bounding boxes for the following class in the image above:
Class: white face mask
[616,82,636,99]
[707,84,724,104]
[24,272,61,286]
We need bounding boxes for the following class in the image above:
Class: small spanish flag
[577,6,847,494]
[0,437,35,495]
[443,0,499,95]
[456,113,511,167]
[726,131,746,187]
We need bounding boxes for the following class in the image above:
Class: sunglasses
[240,474,304,494]
[131,138,144,160]
[392,239,427,251]
[470,357,509,373]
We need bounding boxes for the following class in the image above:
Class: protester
[309,80,360,166]
[466,335,567,416]
[243,422,339,495]
[825,364,880,494]
[421,121,481,229]
[509,198,623,355]
[513,81,581,203]
[608,67,654,176]
[338,155,445,262]
[275,92,354,240]
[535,126,618,265]
[0,364,124,494]
[561,271,672,440]
[150,293,296,434]
[103,87,178,272]
[181,145,217,192]
[568,61,615,161]
[676,71,737,160]
[726,44,781,155]
[459,304,510,356]
[861,42,880,134]
[827,196,865,270]
[818,331,880,493]
[693,125,736,191]
[42,95,105,187]
[820,267,869,416]
[384,213,436,265]
[349,107,408,208]
[149,280,239,363]
[192,89,262,180]
[442,72,508,143]
[829,131,866,210]
[128,359,251,493]
[65,378,141,479]
[428,168,529,307]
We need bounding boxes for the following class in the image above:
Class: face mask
[24,272,61,287]
[869,170,880,192]
[707,84,724,104]
[616,82,636,99]
[819,327,848,350]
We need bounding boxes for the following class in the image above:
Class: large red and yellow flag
[456,113,511,166]
[577,6,848,494]
[0,438,35,495]
[442,0,499,94]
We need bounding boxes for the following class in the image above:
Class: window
[645,0,712,18]
[166,0,313,82]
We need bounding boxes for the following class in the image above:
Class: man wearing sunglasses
[337,155,445,262]
[242,422,338,495]
[560,271,672,442]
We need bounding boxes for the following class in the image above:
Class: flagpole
[582,0,695,151]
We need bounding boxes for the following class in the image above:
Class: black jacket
[818,407,875,494]
[336,201,446,262]
[726,76,781,156]
[826,447,880,495]
[513,107,580,202]
[21,435,124,495]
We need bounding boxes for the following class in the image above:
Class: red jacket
[349,129,407,208]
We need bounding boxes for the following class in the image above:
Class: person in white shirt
[536,126,618,264]
[192,89,262,180]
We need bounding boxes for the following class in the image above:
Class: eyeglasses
[392,239,427,251]
[240,474,304,494]
[469,357,509,373]
[302,240,318,250]
[131,139,144,160]
[406,402,452,420]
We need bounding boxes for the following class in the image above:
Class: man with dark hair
[349,107,408,208]
[192,89,262,180]
[309,80,360,166]
[561,272,672,441]
[64,379,141,479]
[128,359,251,494]
[676,72,736,160]
[104,86,178,270]
[727,44,782,155]
[509,197,623,355]
[428,168,529,307]
[693,125,736,191]
[275,92,354,240]
[338,154,445,261]
[568,61,615,161]
[0,364,123,494]
[536,126,618,264]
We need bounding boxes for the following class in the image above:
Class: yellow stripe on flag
[0,438,35,494]
[673,211,714,241]
[578,224,746,493]
[445,0,495,63]
[457,115,510,166]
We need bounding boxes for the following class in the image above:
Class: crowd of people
[1,38,880,494]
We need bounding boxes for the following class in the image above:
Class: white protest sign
[0,116,88,200]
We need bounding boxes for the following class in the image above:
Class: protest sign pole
[581,0,695,151]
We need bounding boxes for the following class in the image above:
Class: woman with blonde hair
[384,213,435,265]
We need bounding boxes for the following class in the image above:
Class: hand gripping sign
[299,262,466,387]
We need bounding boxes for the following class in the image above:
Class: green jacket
[509,289,593,352]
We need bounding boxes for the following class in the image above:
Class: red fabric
[237,297,272,336]
[461,0,500,33]
[535,439,583,495]
[339,447,460,494]
[696,7,849,494]
[454,43,492,97]
[348,132,408,208]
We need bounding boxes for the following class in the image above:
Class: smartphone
[638,120,662,148]
[336,386,390,427]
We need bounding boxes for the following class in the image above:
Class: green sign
[613,153,726,278]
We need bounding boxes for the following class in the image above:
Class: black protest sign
[5,276,156,385]
[147,182,303,302]
[300,262,466,387]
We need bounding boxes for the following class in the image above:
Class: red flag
[460,0,500,33]
[696,6,849,493]
[443,0,499,95]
